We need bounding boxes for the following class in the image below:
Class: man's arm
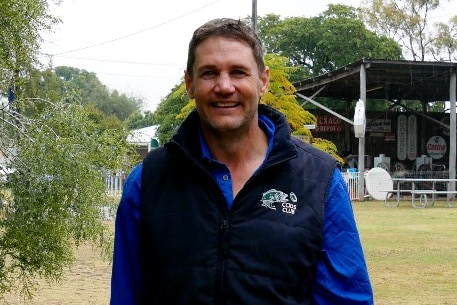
[110,163,143,305]
[312,168,374,305]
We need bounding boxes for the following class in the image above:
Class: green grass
[354,200,457,305]
[4,200,457,304]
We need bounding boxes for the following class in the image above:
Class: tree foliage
[0,0,140,300]
[431,15,457,61]
[0,98,135,299]
[125,110,155,130]
[360,0,457,61]
[0,0,60,93]
[261,55,316,138]
[16,66,142,123]
[54,66,142,120]
[256,5,403,77]
[153,82,190,144]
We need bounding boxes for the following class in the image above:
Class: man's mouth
[213,102,239,108]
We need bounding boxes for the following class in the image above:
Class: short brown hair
[186,18,265,78]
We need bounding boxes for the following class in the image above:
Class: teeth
[214,102,237,107]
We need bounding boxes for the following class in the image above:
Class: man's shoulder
[142,146,172,171]
[291,137,338,165]
[143,146,169,160]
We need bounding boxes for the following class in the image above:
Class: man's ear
[259,66,270,97]
[184,70,194,99]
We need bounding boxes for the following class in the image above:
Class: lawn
[355,200,457,305]
[4,200,457,304]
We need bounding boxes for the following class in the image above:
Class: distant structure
[127,125,159,158]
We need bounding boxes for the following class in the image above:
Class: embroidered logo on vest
[260,189,298,214]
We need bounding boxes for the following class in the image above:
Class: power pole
[252,0,257,33]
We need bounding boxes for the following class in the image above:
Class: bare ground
[3,243,111,305]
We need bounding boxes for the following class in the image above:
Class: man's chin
[205,119,244,133]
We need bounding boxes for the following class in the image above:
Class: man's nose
[215,73,234,93]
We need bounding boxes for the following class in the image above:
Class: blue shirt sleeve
[312,168,374,305]
[110,163,143,305]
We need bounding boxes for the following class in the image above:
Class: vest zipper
[216,218,229,304]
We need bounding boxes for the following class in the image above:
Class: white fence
[105,172,125,195]
[101,172,125,220]
[342,171,360,201]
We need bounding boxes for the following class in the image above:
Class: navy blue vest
[140,106,338,305]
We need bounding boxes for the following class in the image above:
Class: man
[111,18,373,305]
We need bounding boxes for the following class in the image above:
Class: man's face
[185,36,269,134]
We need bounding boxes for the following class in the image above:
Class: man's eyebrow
[195,63,250,73]
[197,64,218,70]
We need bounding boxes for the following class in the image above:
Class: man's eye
[200,71,218,79]
[232,70,246,76]
[202,71,216,77]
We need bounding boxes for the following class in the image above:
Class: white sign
[426,136,447,159]
[407,115,417,161]
[397,115,407,161]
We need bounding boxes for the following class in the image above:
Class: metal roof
[127,125,158,144]
[294,58,457,102]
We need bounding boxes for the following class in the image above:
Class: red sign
[316,116,342,133]
[384,132,396,141]
[427,136,447,159]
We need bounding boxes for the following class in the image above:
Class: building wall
[309,110,452,172]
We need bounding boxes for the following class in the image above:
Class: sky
[41,0,456,112]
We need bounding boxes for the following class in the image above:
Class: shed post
[358,64,367,201]
[449,69,456,195]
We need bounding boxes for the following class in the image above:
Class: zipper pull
[219,219,229,257]
[221,219,228,230]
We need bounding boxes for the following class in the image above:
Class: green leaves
[360,0,454,61]
[257,5,403,76]
[0,99,133,299]
[0,0,59,92]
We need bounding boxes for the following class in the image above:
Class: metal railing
[342,169,452,202]
[342,171,360,201]
[105,172,125,195]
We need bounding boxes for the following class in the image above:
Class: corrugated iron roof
[294,58,457,102]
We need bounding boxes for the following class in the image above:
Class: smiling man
[110,18,373,305]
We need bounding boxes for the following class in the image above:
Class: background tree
[0,98,135,299]
[262,55,316,139]
[14,66,142,123]
[431,15,457,61]
[19,68,63,105]
[124,110,155,130]
[0,0,60,94]
[256,5,403,78]
[360,0,457,61]
[152,82,189,144]
[1,0,140,299]
[54,66,142,120]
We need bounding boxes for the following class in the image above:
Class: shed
[294,59,457,200]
